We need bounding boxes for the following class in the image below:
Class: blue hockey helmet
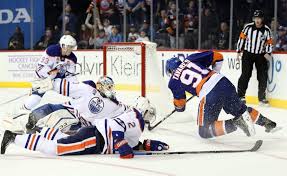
[166,57,182,76]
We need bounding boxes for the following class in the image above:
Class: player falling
[0,97,169,159]
[24,76,132,134]
[166,51,277,138]
[18,34,78,113]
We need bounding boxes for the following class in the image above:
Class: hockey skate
[233,111,256,137]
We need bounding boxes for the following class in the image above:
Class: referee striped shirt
[236,22,273,54]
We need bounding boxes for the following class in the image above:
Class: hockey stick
[147,96,195,131]
[0,93,29,106]
[134,140,263,156]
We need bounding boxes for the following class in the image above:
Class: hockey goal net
[103,42,174,119]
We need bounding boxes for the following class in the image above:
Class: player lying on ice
[6,76,135,135]
[166,51,277,138]
[0,96,169,158]
[16,34,79,115]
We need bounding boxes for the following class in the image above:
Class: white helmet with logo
[59,35,77,55]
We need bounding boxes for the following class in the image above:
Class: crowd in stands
[7,0,287,51]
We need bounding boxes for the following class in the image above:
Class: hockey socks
[39,127,68,141]
[199,119,237,138]
[14,133,57,155]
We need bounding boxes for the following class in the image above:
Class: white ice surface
[0,89,286,176]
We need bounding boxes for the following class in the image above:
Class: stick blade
[250,140,263,152]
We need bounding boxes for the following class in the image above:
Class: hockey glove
[175,105,185,112]
[115,139,134,159]
[32,77,53,94]
[143,139,169,151]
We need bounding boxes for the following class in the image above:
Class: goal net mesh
[103,42,174,122]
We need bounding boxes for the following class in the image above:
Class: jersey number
[180,62,208,88]
[128,122,136,128]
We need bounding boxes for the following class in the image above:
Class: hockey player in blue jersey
[19,35,78,113]
[166,51,277,138]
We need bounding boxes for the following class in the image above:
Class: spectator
[108,26,123,42]
[136,30,150,42]
[216,22,229,50]
[53,25,61,42]
[183,0,198,32]
[128,24,139,42]
[167,20,177,48]
[78,24,92,49]
[140,20,156,39]
[34,28,56,50]
[8,26,24,50]
[201,7,219,42]
[142,0,160,21]
[58,4,78,34]
[275,26,287,51]
[97,0,115,19]
[126,0,144,25]
[201,33,217,49]
[157,9,169,32]
[99,18,113,36]
[89,29,108,49]
[167,1,176,21]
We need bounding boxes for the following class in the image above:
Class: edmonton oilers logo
[88,97,104,114]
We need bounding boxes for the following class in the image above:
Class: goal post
[103,42,146,97]
[102,41,174,119]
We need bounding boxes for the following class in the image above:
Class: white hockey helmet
[59,35,77,55]
[134,96,156,123]
[96,76,116,99]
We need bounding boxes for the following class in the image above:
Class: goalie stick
[134,140,263,156]
[0,93,29,106]
[147,96,195,131]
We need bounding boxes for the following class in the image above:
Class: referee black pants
[237,51,268,101]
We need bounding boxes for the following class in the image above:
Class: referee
[236,10,273,106]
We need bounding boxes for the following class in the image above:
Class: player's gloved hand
[175,105,185,112]
[115,139,134,159]
[32,77,53,94]
[55,62,67,77]
[143,139,169,151]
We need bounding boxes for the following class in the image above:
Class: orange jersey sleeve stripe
[198,97,205,126]
[57,138,97,155]
[239,32,247,39]
[214,121,225,136]
[63,79,67,96]
[212,52,223,64]
[173,99,186,107]
[249,108,259,123]
[196,71,215,96]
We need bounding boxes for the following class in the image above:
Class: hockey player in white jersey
[20,35,78,112]
[21,76,130,134]
[0,97,169,159]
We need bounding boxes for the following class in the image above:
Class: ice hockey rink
[0,88,286,176]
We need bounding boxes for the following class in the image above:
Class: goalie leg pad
[26,104,68,132]
[42,109,79,133]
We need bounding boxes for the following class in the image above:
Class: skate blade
[269,126,283,133]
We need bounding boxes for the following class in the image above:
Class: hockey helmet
[59,35,77,55]
[165,57,182,76]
